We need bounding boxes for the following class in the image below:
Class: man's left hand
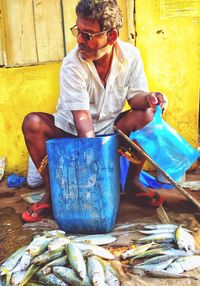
[147,92,168,113]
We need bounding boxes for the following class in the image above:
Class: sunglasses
[70,25,111,41]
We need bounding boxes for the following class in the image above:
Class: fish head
[52,266,59,271]
[166,262,183,274]
[177,240,188,251]
[28,246,40,257]
[0,268,9,276]
[42,266,51,275]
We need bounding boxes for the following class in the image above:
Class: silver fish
[37,273,67,286]
[53,266,91,286]
[87,256,106,286]
[166,255,200,274]
[114,223,137,230]
[48,237,71,251]
[138,229,175,235]
[144,269,198,280]
[12,251,32,272]
[122,242,155,259]
[139,232,175,242]
[144,224,178,230]
[100,259,120,286]
[67,243,87,280]
[18,264,40,286]
[74,242,115,260]
[11,270,27,285]
[32,246,65,265]
[26,236,54,257]
[41,255,68,275]
[73,234,117,245]
[143,224,190,232]
[161,248,194,257]
[175,225,195,251]
[137,254,176,266]
[134,257,174,272]
[0,246,26,274]
[130,247,166,260]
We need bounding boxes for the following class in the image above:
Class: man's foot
[22,202,51,222]
[125,180,166,207]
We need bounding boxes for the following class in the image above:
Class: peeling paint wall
[0,63,61,174]
[0,1,129,175]
[135,0,200,147]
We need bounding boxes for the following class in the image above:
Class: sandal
[135,189,166,207]
[22,202,51,222]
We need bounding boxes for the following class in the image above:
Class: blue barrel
[46,134,120,234]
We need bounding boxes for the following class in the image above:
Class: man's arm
[128,91,150,110]
[128,91,168,112]
[72,110,95,138]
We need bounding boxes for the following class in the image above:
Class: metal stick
[114,126,200,210]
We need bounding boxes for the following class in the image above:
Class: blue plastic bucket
[46,134,120,234]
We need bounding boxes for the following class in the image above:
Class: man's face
[76,17,111,61]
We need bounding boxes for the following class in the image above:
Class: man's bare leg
[115,108,163,205]
[22,112,73,216]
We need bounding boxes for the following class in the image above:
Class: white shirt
[54,39,148,135]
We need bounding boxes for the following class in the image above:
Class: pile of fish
[1,223,200,285]
[0,231,120,286]
[121,223,200,279]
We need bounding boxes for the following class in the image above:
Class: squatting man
[21,0,168,222]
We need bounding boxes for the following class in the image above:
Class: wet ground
[0,164,200,264]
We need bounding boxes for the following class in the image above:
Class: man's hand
[147,92,168,113]
[128,91,168,112]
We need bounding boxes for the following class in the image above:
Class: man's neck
[93,46,114,85]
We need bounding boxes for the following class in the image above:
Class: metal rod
[114,126,200,210]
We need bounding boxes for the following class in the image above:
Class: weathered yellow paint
[135,0,199,147]
[0,63,61,174]
[0,0,129,175]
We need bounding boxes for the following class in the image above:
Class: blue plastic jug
[46,134,120,234]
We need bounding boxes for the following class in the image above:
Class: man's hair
[76,0,123,31]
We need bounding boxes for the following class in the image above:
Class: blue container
[46,134,120,234]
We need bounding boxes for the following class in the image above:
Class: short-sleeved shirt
[53,39,148,135]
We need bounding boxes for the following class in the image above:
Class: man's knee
[133,109,154,130]
[116,108,154,133]
[22,112,42,134]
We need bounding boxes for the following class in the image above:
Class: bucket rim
[46,132,118,144]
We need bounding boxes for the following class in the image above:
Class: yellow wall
[0,0,199,175]
[0,63,61,174]
[136,0,200,147]
[0,0,129,175]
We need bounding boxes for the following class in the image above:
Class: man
[22,0,167,222]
